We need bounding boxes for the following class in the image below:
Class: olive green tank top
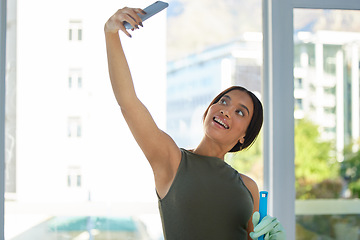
[157,148,254,240]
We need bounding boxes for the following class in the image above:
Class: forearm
[105,31,137,108]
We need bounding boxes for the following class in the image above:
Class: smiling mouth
[213,117,229,129]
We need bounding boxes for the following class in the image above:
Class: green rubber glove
[250,211,286,240]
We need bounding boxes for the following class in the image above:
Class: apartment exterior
[166,33,263,149]
[294,31,360,155]
[167,31,360,157]
[5,0,167,204]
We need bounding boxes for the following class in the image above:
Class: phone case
[124,1,169,29]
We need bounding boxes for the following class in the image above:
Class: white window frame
[263,0,360,239]
[1,1,360,240]
[0,0,6,239]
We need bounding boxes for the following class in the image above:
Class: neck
[193,138,229,160]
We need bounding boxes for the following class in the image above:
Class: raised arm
[104,7,181,198]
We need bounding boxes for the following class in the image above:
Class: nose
[220,110,230,118]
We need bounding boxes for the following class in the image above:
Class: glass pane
[294,9,360,239]
[5,0,262,239]
[167,0,264,189]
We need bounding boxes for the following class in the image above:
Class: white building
[6,0,167,204]
[166,34,263,149]
[166,30,360,159]
[294,30,360,155]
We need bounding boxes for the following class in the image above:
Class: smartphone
[123,1,169,29]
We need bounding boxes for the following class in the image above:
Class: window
[294,8,360,239]
[68,69,82,89]
[69,20,82,41]
[68,117,82,138]
[167,1,263,189]
[294,77,303,89]
[0,0,292,239]
[67,166,82,188]
[295,98,303,110]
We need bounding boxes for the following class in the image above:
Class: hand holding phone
[123,1,169,29]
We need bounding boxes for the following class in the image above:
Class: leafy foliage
[225,133,263,186]
[341,144,360,198]
[295,119,340,199]
[226,118,347,199]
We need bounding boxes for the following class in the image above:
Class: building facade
[5,0,167,204]
[294,31,360,155]
[166,34,262,149]
[167,30,360,158]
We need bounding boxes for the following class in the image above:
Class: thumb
[252,211,260,227]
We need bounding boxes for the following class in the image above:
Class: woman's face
[203,90,254,150]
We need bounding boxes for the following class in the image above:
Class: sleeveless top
[157,148,254,240]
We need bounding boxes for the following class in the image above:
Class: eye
[236,109,244,117]
[219,98,227,105]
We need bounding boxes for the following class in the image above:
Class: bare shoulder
[240,174,259,191]
[240,174,260,203]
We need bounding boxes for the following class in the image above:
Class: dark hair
[203,86,263,152]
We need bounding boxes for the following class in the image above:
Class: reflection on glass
[294,9,360,240]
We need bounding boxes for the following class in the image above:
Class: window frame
[1,0,6,239]
[1,0,360,239]
[262,0,360,239]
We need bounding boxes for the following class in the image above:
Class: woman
[104,7,285,240]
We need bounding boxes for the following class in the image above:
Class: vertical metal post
[351,44,360,146]
[262,0,271,195]
[262,0,296,239]
[0,0,7,239]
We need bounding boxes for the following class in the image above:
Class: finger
[272,222,286,235]
[264,232,270,240]
[270,230,286,240]
[254,216,275,230]
[251,228,272,239]
[134,8,147,15]
[122,29,132,38]
[252,211,260,227]
[132,8,146,25]
[253,218,279,237]
[116,19,132,38]
[249,232,257,240]
[106,10,136,33]
[250,231,270,240]
[121,15,139,30]
[120,8,143,28]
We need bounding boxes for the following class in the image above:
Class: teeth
[214,117,229,129]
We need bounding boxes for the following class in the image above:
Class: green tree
[295,119,340,199]
[341,143,360,198]
[225,133,263,186]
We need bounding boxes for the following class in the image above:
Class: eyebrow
[223,95,250,115]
